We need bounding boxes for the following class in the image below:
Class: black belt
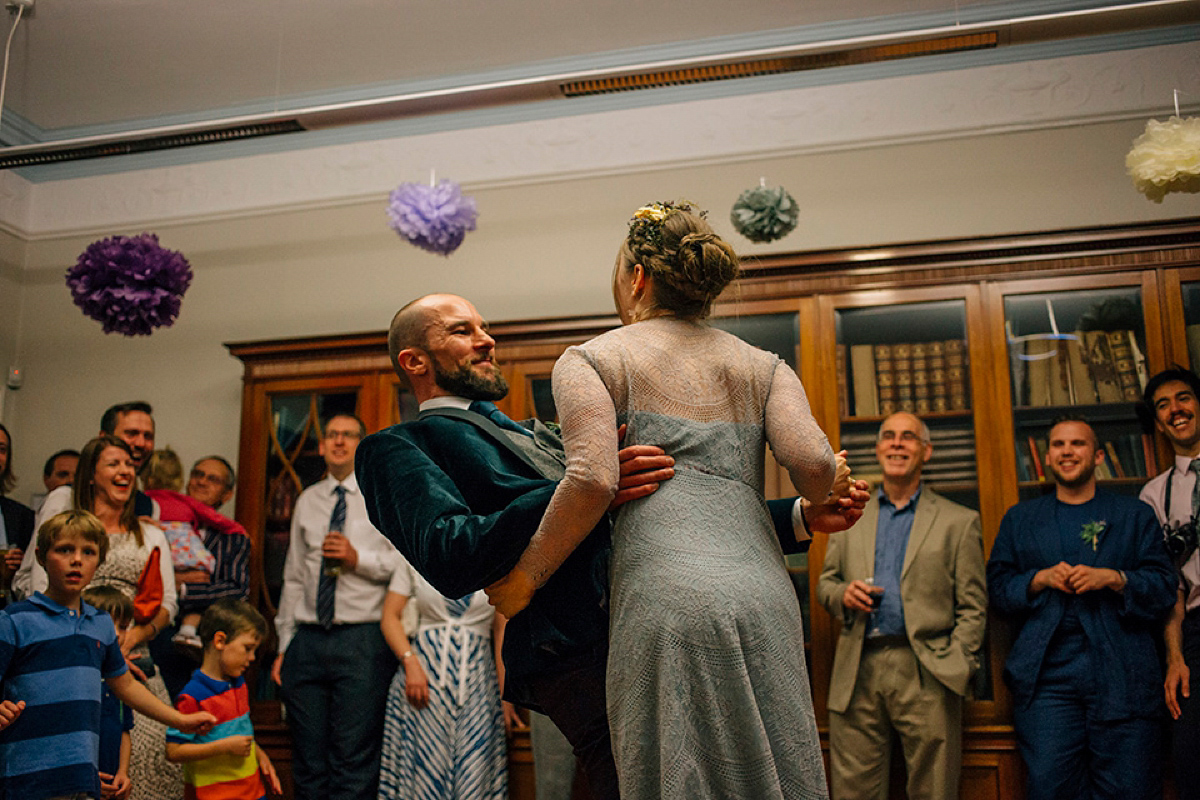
[863,634,909,649]
[298,621,375,631]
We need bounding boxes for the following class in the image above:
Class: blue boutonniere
[1080,520,1107,552]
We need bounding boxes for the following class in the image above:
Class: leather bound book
[850,344,879,416]
[1107,330,1142,402]
[1065,333,1098,405]
[1083,330,1123,403]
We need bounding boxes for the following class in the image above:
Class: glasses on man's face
[190,470,227,488]
[323,430,362,442]
[879,430,925,444]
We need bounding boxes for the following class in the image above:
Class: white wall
[3,115,1200,505]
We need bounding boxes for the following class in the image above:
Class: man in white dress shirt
[270,413,400,800]
[1143,368,1200,799]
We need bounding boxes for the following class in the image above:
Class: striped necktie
[1190,459,1200,519]
[316,485,346,628]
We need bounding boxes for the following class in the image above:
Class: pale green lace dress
[515,317,836,800]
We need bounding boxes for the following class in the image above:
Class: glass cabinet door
[833,298,980,513]
[812,286,998,716]
[261,390,360,610]
[1166,269,1200,371]
[1000,284,1157,501]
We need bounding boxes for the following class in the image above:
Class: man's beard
[433,358,509,401]
[1047,459,1096,489]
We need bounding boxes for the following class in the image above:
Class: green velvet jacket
[356,411,611,704]
[356,409,808,705]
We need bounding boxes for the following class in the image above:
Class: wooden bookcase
[227,217,1200,800]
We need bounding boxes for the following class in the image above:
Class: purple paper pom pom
[387,180,478,256]
[65,233,193,337]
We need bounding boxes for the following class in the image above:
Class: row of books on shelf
[1013,329,1147,408]
[840,427,978,486]
[1017,432,1155,483]
[837,339,970,418]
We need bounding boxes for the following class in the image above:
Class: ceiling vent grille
[3,0,1193,171]
[559,31,999,97]
[0,120,304,169]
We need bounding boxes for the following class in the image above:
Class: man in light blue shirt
[818,412,986,800]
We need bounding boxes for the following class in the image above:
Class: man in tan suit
[818,412,986,800]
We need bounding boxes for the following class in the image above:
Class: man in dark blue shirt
[989,415,1175,800]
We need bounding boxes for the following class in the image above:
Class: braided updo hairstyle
[620,202,740,320]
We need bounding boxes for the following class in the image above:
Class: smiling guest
[1138,368,1200,799]
[42,449,80,494]
[16,403,162,601]
[187,456,236,512]
[272,414,399,800]
[818,412,986,800]
[988,414,1175,800]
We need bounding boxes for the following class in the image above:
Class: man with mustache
[1140,368,1200,798]
[988,414,1175,800]
[356,294,867,800]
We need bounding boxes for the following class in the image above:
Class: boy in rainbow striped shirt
[166,599,280,799]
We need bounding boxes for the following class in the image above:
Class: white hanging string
[0,5,26,142]
[1176,89,1182,118]
[1046,298,1061,339]
[272,0,284,115]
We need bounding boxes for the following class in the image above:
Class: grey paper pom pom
[730,185,799,243]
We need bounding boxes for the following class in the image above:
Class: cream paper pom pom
[1126,116,1200,203]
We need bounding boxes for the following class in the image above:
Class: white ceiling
[0,0,1031,132]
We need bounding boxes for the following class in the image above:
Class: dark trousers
[523,649,619,800]
[280,623,396,800]
[1173,613,1200,800]
[1014,628,1161,800]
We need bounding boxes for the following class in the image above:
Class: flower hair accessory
[1080,520,1107,552]
[628,200,704,246]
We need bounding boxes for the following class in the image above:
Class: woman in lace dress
[378,556,517,800]
[73,436,183,799]
[488,202,837,799]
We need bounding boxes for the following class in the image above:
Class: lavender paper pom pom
[730,185,799,243]
[65,233,193,337]
[387,180,478,256]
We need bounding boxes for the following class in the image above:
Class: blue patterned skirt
[378,625,508,800]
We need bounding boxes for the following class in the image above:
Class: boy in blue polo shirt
[0,510,216,800]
